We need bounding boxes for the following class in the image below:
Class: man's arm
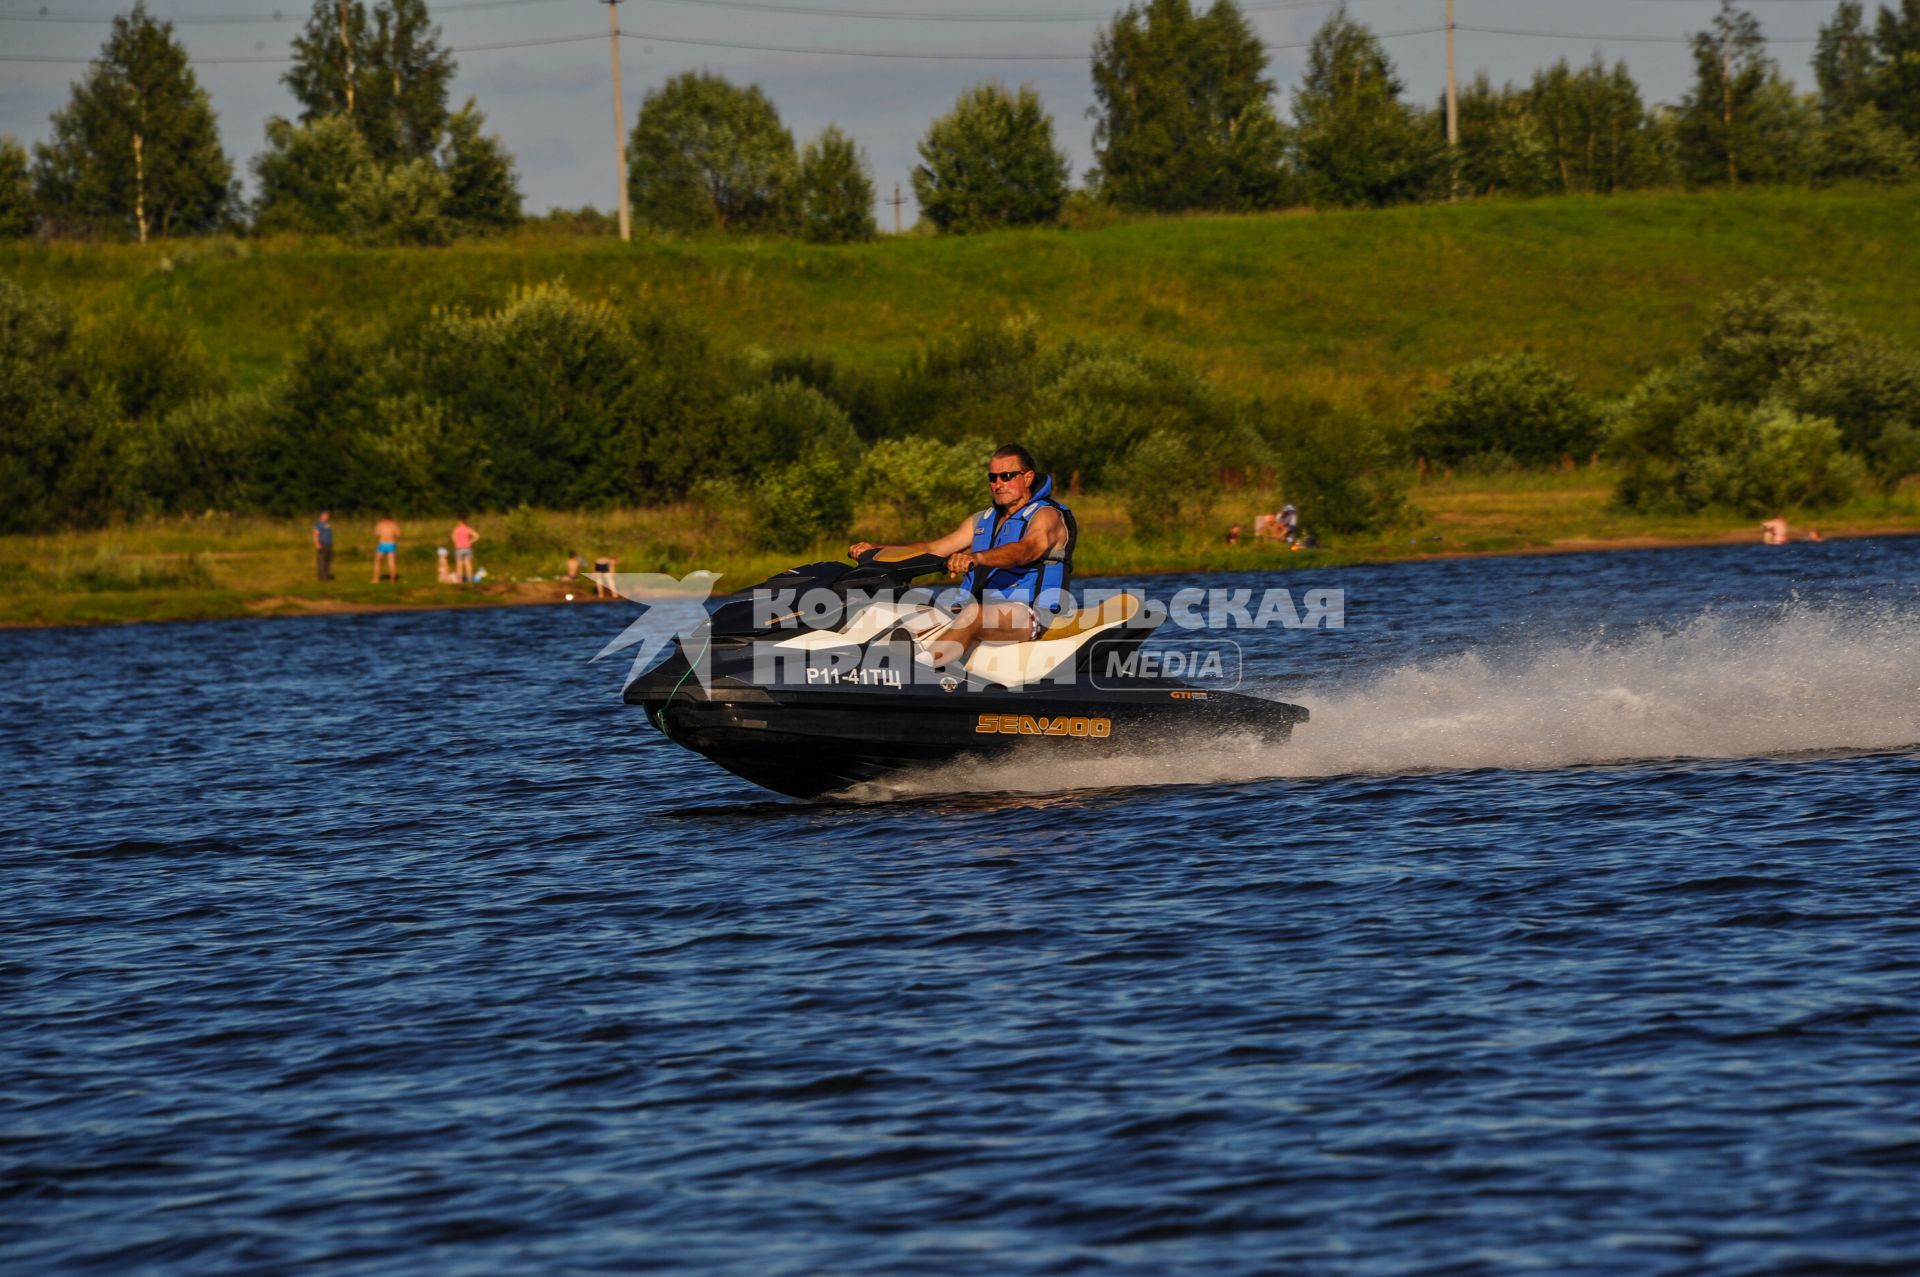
[945,507,1061,578]
[849,517,975,562]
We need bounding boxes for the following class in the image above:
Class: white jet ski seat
[963,592,1146,688]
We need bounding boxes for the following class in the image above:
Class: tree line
[6,0,520,244]
[7,269,1912,540]
[4,0,1920,243]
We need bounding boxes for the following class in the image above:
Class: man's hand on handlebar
[946,550,975,578]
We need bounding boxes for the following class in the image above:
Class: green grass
[5,186,1919,414]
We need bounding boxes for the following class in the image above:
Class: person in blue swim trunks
[373,515,400,583]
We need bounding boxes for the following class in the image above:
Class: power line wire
[2,0,570,25]
[0,0,1388,28]
[1,0,1851,28]
[0,12,1831,62]
[635,0,1348,21]
[0,30,604,62]
[612,23,1444,58]
[1459,22,1819,44]
[0,25,1451,63]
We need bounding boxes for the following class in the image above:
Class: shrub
[612,305,754,499]
[898,316,1256,491]
[123,390,265,515]
[728,378,860,477]
[344,159,453,246]
[531,205,617,235]
[687,476,755,546]
[1262,398,1408,534]
[80,307,228,423]
[352,392,491,513]
[766,352,888,440]
[0,280,126,531]
[405,284,644,507]
[1607,365,1700,512]
[1673,402,1863,514]
[1695,279,1849,401]
[1788,338,1920,491]
[716,379,865,550]
[253,317,380,514]
[1612,282,1920,507]
[1113,428,1224,540]
[1410,353,1602,467]
[0,136,33,238]
[500,504,567,558]
[251,115,372,234]
[1029,348,1254,490]
[757,444,856,551]
[1814,107,1916,186]
[856,435,994,538]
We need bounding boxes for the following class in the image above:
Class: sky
[0,0,1850,224]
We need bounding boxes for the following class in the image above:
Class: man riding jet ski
[625,441,1309,799]
[848,441,1072,668]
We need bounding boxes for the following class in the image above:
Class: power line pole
[1444,0,1458,201]
[886,182,905,235]
[338,0,355,115]
[603,0,631,242]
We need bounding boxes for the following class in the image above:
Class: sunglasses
[986,468,1030,482]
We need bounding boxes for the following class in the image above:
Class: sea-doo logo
[974,714,1112,738]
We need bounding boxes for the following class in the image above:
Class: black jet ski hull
[628,659,1308,799]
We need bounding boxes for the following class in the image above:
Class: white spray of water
[873,603,1920,798]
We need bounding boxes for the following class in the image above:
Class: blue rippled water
[5,537,1920,1275]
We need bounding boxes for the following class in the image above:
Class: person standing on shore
[313,510,334,581]
[451,516,479,583]
[373,514,400,583]
[591,553,618,598]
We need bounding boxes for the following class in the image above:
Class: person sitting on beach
[847,442,1075,670]
[1226,524,1243,545]
[436,547,459,583]
[373,515,399,583]
[565,551,582,581]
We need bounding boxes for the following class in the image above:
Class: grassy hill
[5,185,1919,416]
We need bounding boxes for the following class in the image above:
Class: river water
[5,537,1919,1275]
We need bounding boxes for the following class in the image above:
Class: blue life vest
[966,475,1077,613]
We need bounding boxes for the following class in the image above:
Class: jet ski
[624,548,1309,799]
